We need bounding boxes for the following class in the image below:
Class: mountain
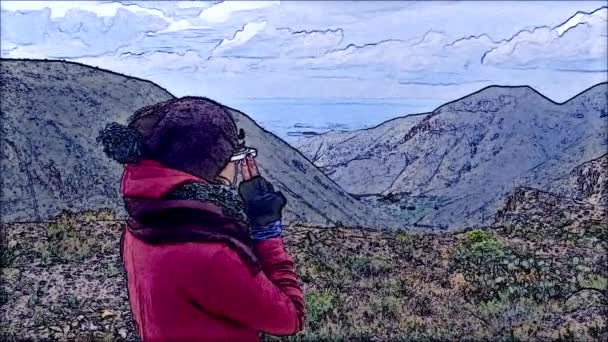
[493,186,606,231]
[548,154,607,206]
[297,113,427,195]
[297,83,608,230]
[0,59,395,229]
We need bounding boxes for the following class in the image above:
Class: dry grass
[1,209,606,341]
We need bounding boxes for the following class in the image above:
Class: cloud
[212,21,268,55]
[175,1,214,10]
[1,7,169,58]
[210,24,344,59]
[556,6,608,35]
[199,1,280,23]
[0,1,172,20]
[156,1,280,34]
[481,7,607,70]
[2,1,606,106]
[297,29,495,76]
[159,18,209,33]
[74,49,207,74]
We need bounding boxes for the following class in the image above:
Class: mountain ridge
[299,82,607,141]
[298,81,607,230]
[0,58,397,229]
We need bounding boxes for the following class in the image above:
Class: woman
[97,97,305,341]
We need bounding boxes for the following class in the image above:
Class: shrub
[395,232,411,243]
[305,289,337,327]
[579,274,608,292]
[453,228,581,303]
[453,229,508,300]
[462,229,496,245]
[347,256,392,278]
[42,221,93,263]
[0,246,15,268]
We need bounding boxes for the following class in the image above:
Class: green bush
[305,289,337,327]
[579,274,608,291]
[462,229,496,245]
[453,229,508,300]
[345,256,393,279]
[453,229,580,302]
[42,221,93,263]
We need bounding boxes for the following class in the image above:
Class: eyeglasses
[230,146,257,162]
[230,128,257,162]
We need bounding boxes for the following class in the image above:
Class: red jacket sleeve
[190,238,305,336]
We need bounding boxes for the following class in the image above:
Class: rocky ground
[0,211,136,341]
[1,203,606,341]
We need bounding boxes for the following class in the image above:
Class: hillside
[548,154,608,206]
[1,202,605,340]
[0,58,395,229]
[297,83,608,230]
[298,113,427,195]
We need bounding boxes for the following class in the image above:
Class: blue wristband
[252,220,283,241]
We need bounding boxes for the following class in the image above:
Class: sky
[1,1,607,139]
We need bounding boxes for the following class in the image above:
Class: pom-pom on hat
[98,97,239,182]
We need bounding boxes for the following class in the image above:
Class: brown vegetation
[1,209,606,341]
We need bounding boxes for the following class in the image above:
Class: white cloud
[159,18,209,33]
[0,1,171,20]
[482,7,607,70]
[212,21,268,55]
[199,1,280,23]
[74,49,206,74]
[210,24,343,59]
[556,6,607,35]
[176,1,213,9]
[1,1,606,106]
[298,30,490,75]
[1,4,171,57]
[4,37,89,59]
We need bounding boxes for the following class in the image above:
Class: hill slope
[0,59,394,228]
[548,154,608,206]
[2,204,605,341]
[298,84,608,230]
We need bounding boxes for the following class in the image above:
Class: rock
[118,328,128,339]
[101,309,116,319]
[63,325,70,334]
[575,265,591,273]
[77,315,85,321]
[565,289,607,312]
[49,326,62,332]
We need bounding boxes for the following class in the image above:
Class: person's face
[217,161,238,187]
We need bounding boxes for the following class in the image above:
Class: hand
[241,153,259,181]
[239,155,287,228]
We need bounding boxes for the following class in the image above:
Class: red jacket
[120,160,305,341]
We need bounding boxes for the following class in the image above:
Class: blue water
[228,98,441,143]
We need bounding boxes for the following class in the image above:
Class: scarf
[123,181,261,274]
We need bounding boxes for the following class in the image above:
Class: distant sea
[229,98,441,143]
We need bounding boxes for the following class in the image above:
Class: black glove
[238,176,287,227]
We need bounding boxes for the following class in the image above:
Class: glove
[238,176,287,230]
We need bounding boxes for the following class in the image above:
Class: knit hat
[97,97,239,181]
